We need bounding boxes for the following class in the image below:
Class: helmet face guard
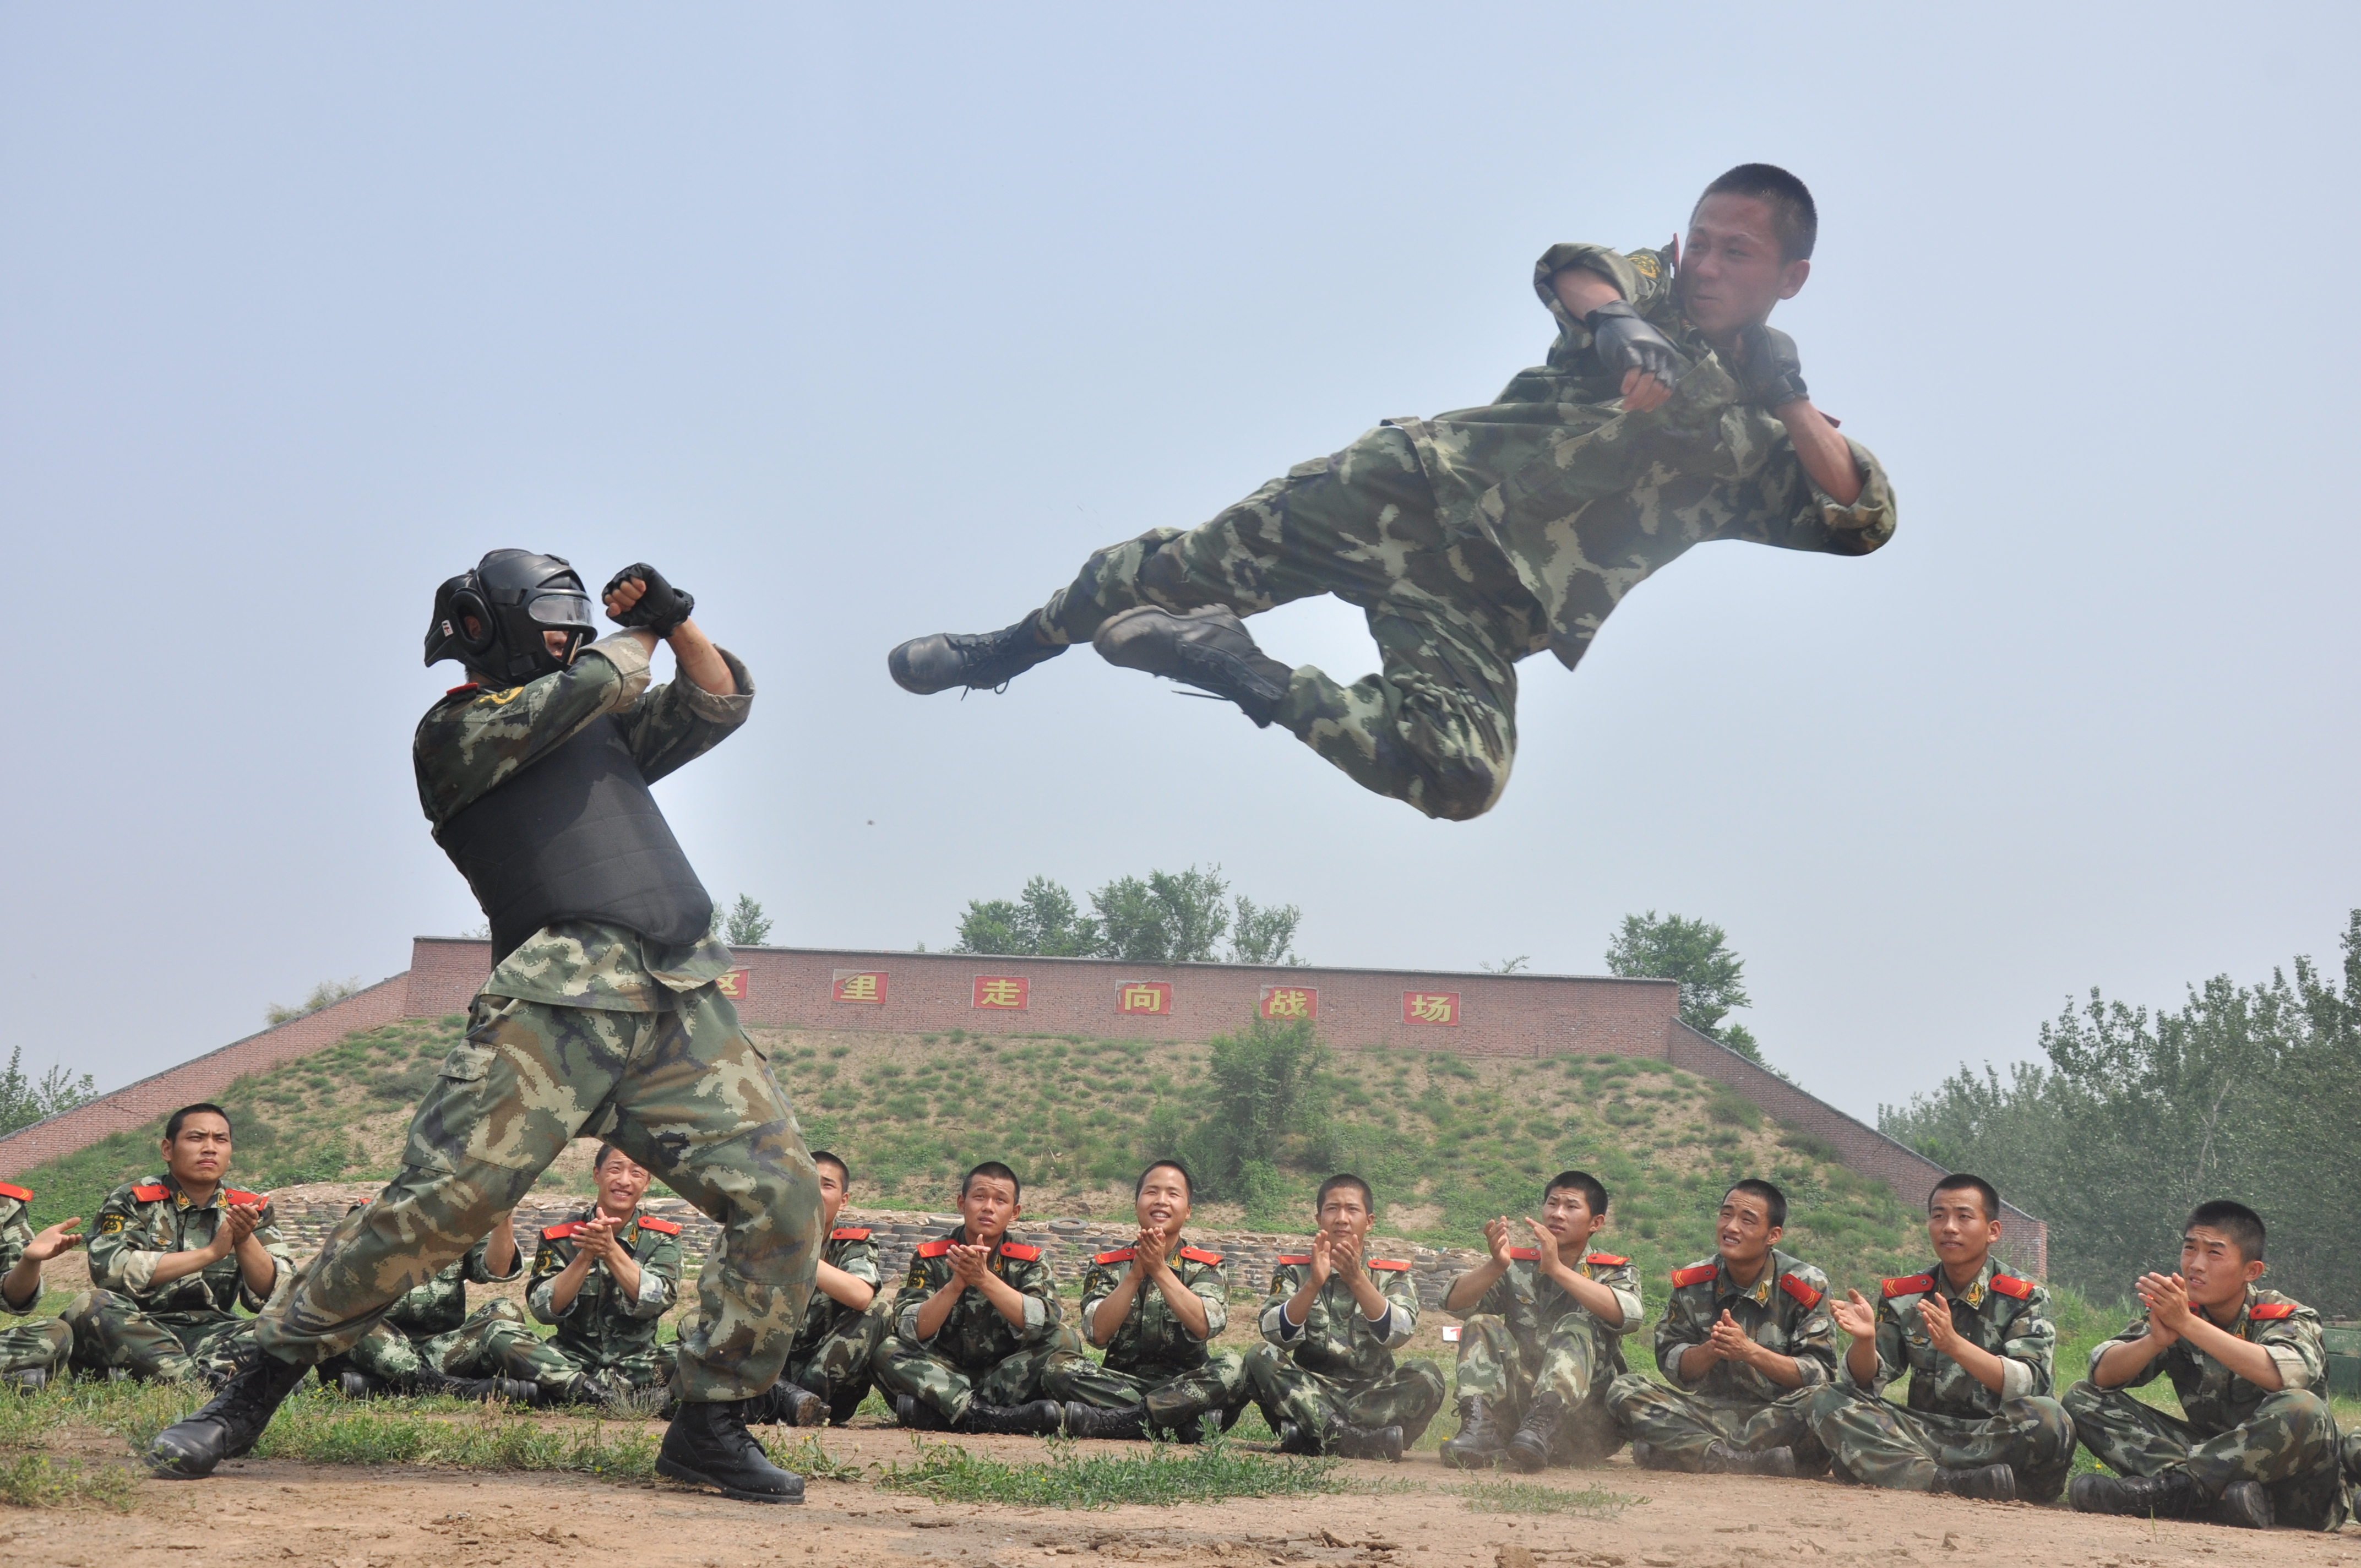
[425,549,596,685]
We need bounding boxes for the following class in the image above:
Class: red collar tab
[445,683,481,696]
[130,1183,170,1203]
[1586,1252,1630,1267]
[998,1242,1042,1262]
[915,1237,954,1259]
[1671,1263,1719,1288]
[830,1227,871,1242]
[1094,1248,1136,1266]
[1178,1245,1224,1266]
[2248,1302,2298,1321]
[1882,1273,1935,1298]
[1989,1274,2034,1300]
[637,1217,682,1236]
[224,1189,264,1207]
[0,1182,29,1203]
[1779,1273,1824,1309]
[1508,1247,1543,1262]
[1368,1259,1411,1272]
[1276,1254,1313,1266]
[541,1222,583,1240]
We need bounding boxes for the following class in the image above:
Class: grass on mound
[877,1433,1341,1509]
[1455,1479,1640,1518]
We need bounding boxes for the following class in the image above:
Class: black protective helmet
[424,549,597,687]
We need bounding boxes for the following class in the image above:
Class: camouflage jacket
[0,1184,40,1314]
[2090,1287,2326,1436]
[1259,1251,1422,1385]
[1655,1249,1837,1401]
[891,1228,1063,1370]
[527,1207,683,1366]
[1383,241,1896,672]
[1078,1236,1230,1375]
[414,631,753,1011]
[791,1225,884,1355]
[1845,1256,2055,1417]
[85,1175,296,1319]
[345,1203,524,1339]
[1460,1246,1644,1373]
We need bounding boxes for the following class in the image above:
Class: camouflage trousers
[874,1327,1086,1425]
[1036,423,1550,822]
[1244,1343,1447,1449]
[254,986,822,1405]
[1452,1313,1624,1466]
[61,1293,255,1383]
[1805,1385,2076,1500]
[0,1316,73,1379]
[336,1298,563,1390]
[534,1334,676,1395]
[1603,1373,1827,1472]
[785,1299,890,1419]
[2062,1380,2350,1532]
[1041,1348,1253,1436]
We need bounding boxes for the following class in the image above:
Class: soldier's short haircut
[1724,1178,1787,1231]
[1930,1173,2001,1221]
[1135,1159,1193,1199]
[1316,1173,1374,1215]
[1544,1170,1609,1217]
[2185,1200,2267,1262]
[962,1161,1022,1204]
[1695,163,1818,262]
[592,1141,640,1173]
[164,1103,231,1141]
[810,1150,851,1187]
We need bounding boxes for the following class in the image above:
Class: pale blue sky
[7,4,2357,1123]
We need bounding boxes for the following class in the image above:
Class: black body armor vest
[436,715,714,965]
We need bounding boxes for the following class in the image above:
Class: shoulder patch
[1508,1247,1543,1262]
[1094,1248,1136,1266]
[1369,1259,1412,1272]
[830,1227,871,1242]
[999,1243,1042,1262]
[444,683,480,696]
[1989,1274,2034,1300]
[2249,1303,2298,1321]
[1585,1253,1630,1267]
[1883,1273,1934,1298]
[1671,1263,1719,1288]
[637,1217,682,1236]
[1276,1254,1312,1266]
[130,1184,168,1203]
[916,1237,954,1259]
[224,1189,264,1207]
[1178,1246,1224,1266]
[1779,1273,1824,1309]
[0,1182,30,1202]
[541,1222,582,1241]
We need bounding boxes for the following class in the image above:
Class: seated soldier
[762,1150,885,1427]
[1437,1169,1640,1472]
[527,1142,686,1402]
[874,1161,1074,1435]
[1,1180,79,1389]
[321,1200,541,1402]
[63,1103,296,1384]
[1245,1173,1443,1461]
[1605,1178,1836,1477]
[1045,1158,1250,1441]
[1805,1174,2072,1502]
[2065,1201,2346,1531]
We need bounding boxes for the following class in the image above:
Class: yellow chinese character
[979,978,1024,1008]
[1410,993,1455,1024]
[1265,989,1308,1020]
[1120,984,1162,1014]
[837,973,880,1002]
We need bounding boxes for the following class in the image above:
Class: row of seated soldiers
[1,1108,2353,1533]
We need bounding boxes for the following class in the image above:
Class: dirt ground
[9,1422,2359,1568]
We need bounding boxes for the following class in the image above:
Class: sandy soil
[8,1422,2358,1568]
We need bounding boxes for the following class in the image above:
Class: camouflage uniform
[1041,1238,1250,1436]
[64,1176,296,1382]
[1247,1251,1445,1445]
[1804,1257,2075,1499]
[525,1207,686,1393]
[873,1228,1082,1424]
[253,633,823,1406]
[784,1225,889,1420]
[324,1200,542,1389]
[1030,242,1896,820]
[2063,1288,2350,1531]
[1606,1250,1837,1471]
[1450,1247,1642,1465]
[0,1183,72,1380]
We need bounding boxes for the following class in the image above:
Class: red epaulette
[1178,1246,1223,1266]
[2249,1303,2298,1321]
[1509,1247,1543,1262]
[1369,1259,1412,1272]
[542,1222,582,1240]
[1276,1254,1312,1266]
[1989,1274,2034,1300]
[1094,1248,1136,1265]
[131,1183,169,1202]
[1671,1263,1718,1288]
[1780,1274,1824,1309]
[1586,1252,1630,1267]
[1883,1273,1934,1298]
[445,683,481,696]
[638,1217,682,1236]
[916,1237,954,1259]
[0,1182,30,1203]
[831,1227,871,1242]
[225,1189,264,1207]
[999,1243,1042,1262]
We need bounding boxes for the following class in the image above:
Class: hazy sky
[7,5,2358,1125]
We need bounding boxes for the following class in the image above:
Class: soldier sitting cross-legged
[319,1199,543,1403]
[1436,1170,1640,1472]
[0,1181,79,1390]
[1606,1178,1836,1477]
[1042,1158,1250,1441]
[756,1150,886,1428]
[525,1142,688,1404]
[1244,1174,1444,1461]
[2064,1201,2347,1531]
[873,1161,1079,1435]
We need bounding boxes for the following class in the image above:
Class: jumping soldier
[527,1143,687,1401]
[0,1181,78,1389]
[765,1150,885,1427]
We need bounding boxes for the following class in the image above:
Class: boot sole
[654,1454,803,1504]
[1092,606,1248,673]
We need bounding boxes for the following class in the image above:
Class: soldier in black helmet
[146,553,823,1506]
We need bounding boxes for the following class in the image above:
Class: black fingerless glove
[1584,300,1691,384]
[1731,324,1810,410]
[603,562,697,635]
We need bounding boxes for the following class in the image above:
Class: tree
[1479,955,1531,974]
[1230,897,1303,966]
[1184,1015,1330,1199]
[1092,867,1231,962]
[0,1045,96,1137]
[724,894,774,946]
[1605,911,1764,1062]
[265,978,360,1026]
[953,875,1097,956]
[953,866,1301,963]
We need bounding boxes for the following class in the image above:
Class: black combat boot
[962,1400,1067,1436]
[1091,607,1293,726]
[1274,1420,1324,1456]
[4,1368,47,1392]
[2070,1467,2207,1518]
[148,1351,309,1479]
[1628,1439,1677,1472]
[889,616,1065,695]
[826,1379,867,1427]
[337,1369,383,1398]
[1061,1401,1149,1440]
[749,1381,826,1427]
[1438,1396,1506,1469]
[432,1375,540,1403]
[2210,1480,2274,1529]
[1702,1440,1797,1478]
[1504,1393,1564,1473]
[657,1397,804,1504]
[895,1393,950,1431]
[1932,1462,2018,1502]
[1332,1422,1405,1462]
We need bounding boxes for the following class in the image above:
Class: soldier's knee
[1603,1371,1653,1415]
[1242,1343,1285,1391]
[1803,1384,1858,1427]
[480,1298,527,1325]
[1406,1360,1446,1397]
[2059,1379,2112,1422]
[59,1290,118,1330]
[2259,1387,2336,1441]
[1406,753,1511,823]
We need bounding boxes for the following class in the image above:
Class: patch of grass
[253,1389,660,1478]
[1455,1479,1640,1518]
[877,1433,1340,1509]
[0,1451,137,1511]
